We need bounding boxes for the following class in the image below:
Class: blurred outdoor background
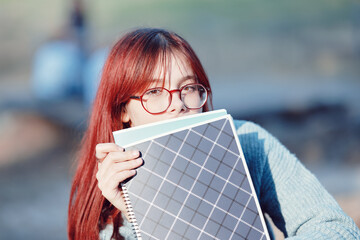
[0,0,359,239]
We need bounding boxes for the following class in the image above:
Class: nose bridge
[168,88,184,111]
[169,88,182,101]
[169,89,181,95]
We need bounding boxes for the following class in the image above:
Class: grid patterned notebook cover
[113,113,270,240]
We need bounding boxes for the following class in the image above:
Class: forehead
[152,53,194,82]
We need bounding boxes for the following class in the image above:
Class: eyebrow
[179,75,197,83]
[150,75,197,85]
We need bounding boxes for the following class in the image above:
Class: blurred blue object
[32,40,84,101]
[83,47,109,106]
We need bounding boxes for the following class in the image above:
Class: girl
[68,28,360,239]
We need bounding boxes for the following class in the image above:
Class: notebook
[113,110,270,240]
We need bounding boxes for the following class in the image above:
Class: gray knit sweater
[100,120,360,239]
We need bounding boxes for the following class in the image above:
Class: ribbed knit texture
[101,120,360,239]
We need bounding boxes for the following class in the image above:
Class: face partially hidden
[122,54,202,127]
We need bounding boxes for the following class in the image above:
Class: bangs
[146,49,173,90]
[134,50,198,95]
[126,37,175,95]
[135,49,197,93]
[105,28,212,112]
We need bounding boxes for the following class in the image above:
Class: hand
[95,143,143,220]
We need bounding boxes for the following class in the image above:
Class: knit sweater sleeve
[234,120,360,239]
[99,213,137,240]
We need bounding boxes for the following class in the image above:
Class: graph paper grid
[124,116,269,240]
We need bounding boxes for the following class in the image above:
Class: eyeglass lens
[142,84,207,114]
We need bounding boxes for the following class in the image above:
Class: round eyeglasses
[130,83,208,114]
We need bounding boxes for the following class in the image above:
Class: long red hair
[68,28,213,239]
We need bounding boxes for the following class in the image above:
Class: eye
[182,84,197,93]
[144,88,163,96]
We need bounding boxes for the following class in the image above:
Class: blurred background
[0,0,359,239]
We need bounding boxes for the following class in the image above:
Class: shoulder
[231,120,278,193]
[233,119,273,139]
[231,119,296,187]
[232,119,286,154]
[232,119,269,152]
[232,119,275,153]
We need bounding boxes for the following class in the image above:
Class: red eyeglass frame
[129,83,209,115]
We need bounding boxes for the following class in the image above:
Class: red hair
[68,28,213,239]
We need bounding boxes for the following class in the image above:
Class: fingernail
[130,169,136,175]
[132,151,139,157]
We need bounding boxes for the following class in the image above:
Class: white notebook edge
[227,115,271,240]
[122,115,232,148]
[113,109,227,148]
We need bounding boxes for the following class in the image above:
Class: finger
[98,169,137,196]
[95,143,123,162]
[98,171,135,213]
[96,143,123,161]
[113,169,137,186]
[97,155,142,181]
[105,150,140,163]
[99,150,140,176]
[100,158,143,184]
[112,157,143,173]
